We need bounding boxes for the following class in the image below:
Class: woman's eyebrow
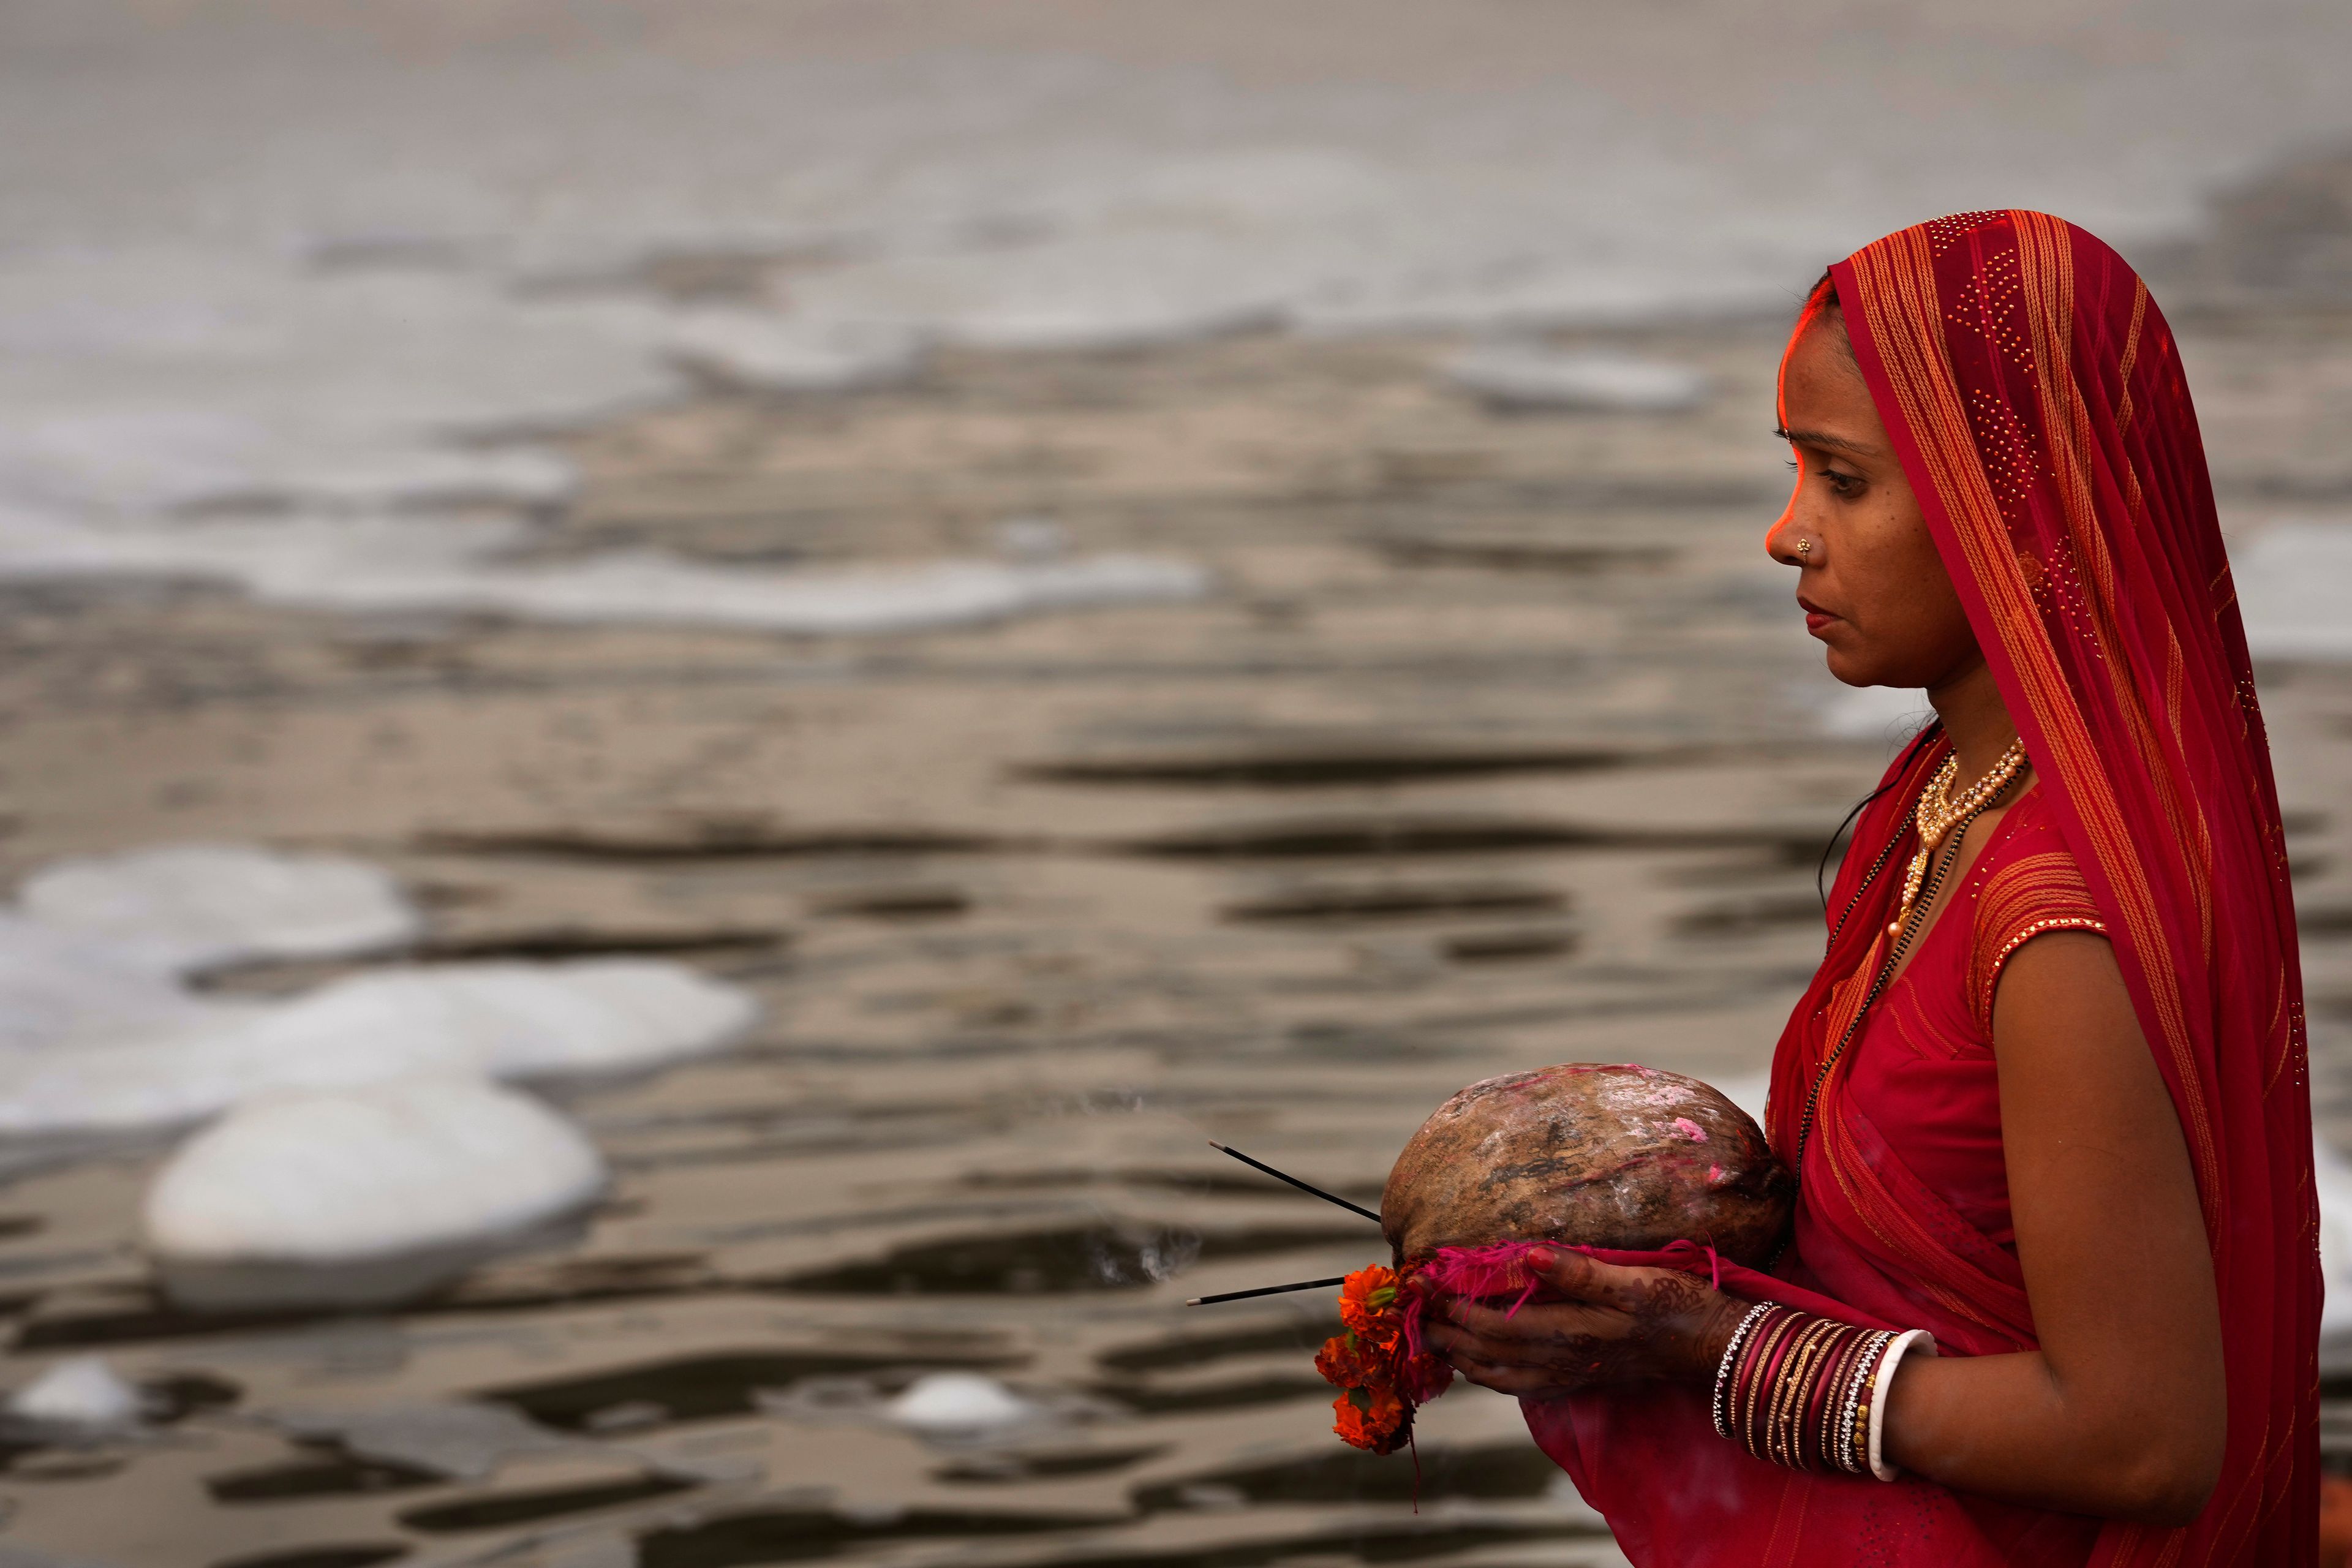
[1774,424,1877,458]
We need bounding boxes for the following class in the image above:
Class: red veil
[1526,213,2317,1564]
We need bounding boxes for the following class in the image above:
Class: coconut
[1382,1063,1793,1268]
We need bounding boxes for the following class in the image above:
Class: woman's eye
[1784,455,1862,496]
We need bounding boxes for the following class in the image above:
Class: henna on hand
[1420,1249,1748,1398]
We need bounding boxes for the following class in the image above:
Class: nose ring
[1795,538,1813,557]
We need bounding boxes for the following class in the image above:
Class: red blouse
[1844,783,2108,1257]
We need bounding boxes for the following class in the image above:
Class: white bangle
[1709,1302,1774,1440]
[1866,1328,1937,1481]
[1835,1330,1893,1474]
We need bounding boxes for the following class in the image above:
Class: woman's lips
[1798,595,1839,636]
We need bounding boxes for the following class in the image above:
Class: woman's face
[1767,314,1981,692]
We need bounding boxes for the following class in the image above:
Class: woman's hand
[1419,1248,1747,1400]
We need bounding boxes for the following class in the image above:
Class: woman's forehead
[1776,320,1877,434]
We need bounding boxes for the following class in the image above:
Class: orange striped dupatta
[1524,214,2315,1566]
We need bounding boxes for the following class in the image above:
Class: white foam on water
[1444,344,1708,413]
[330,549,1210,635]
[18,843,417,974]
[884,1373,1039,1436]
[0,839,759,1292]
[0,959,756,1135]
[2234,521,2352,662]
[6,1357,141,1431]
[0,914,224,1055]
[0,2,2344,626]
[0,247,635,517]
[0,845,415,1057]
[143,1077,605,1275]
[0,505,1208,635]
[0,842,759,1134]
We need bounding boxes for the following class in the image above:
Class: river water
[0,6,2350,1565]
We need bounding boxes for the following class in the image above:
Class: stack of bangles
[1709,1302,1936,1482]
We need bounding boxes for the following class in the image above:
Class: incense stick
[1208,1141,1382,1225]
[1187,1275,1349,1306]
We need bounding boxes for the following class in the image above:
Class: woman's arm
[1878,929,2223,1523]
[1423,930,2224,1525]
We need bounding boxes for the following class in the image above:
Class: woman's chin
[1822,649,1877,687]
[1819,640,1918,692]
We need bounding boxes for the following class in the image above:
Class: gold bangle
[1768,1319,1838,1469]
[1739,1310,1801,1457]
[1804,1322,1863,1474]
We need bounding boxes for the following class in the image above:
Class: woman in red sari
[1423,211,2316,1564]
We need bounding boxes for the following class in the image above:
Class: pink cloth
[1524,213,2317,1566]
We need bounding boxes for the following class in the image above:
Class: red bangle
[1717,1308,1901,1476]
[1736,1309,1800,1458]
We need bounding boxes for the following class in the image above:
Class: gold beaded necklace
[1789,742,2027,1177]
[1887,737,2027,938]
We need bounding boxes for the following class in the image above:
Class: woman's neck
[1926,655,2020,785]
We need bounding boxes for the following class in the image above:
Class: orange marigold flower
[1332,1393,1376,1450]
[1319,1262,1437,1457]
[1338,1264,1401,1345]
[1314,1333,1374,1390]
[1332,1382,1410,1453]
